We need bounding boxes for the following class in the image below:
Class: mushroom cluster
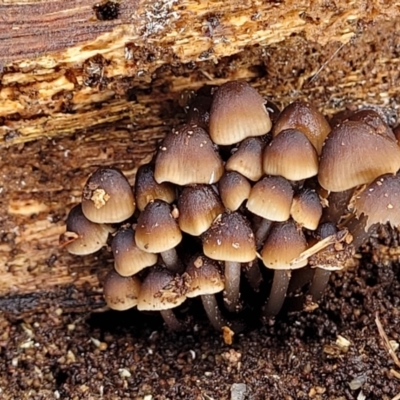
[60,80,400,332]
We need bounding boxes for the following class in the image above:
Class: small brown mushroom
[103,270,141,311]
[263,129,318,181]
[260,221,308,317]
[135,200,182,272]
[318,120,400,192]
[218,171,251,212]
[178,185,224,236]
[135,163,175,212]
[202,212,256,312]
[81,167,135,223]
[272,100,331,155]
[154,124,224,185]
[60,204,111,255]
[209,81,272,145]
[137,267,187,330]
[111,226,157,276]
[290,188,323,230]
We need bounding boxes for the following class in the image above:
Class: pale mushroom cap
[209,81,272,145]
[319,120,400,192]
[137,267,187,311]
[246,176,294,221]
[81,168,135,224]
[103,270,141,311]
[62,204,110,255]
[154,124,224,185]
[272,100,331,154]
[219,171,251,211]
[178,185,224,236]
[290,189,323,230]
[135,200,182,253]
[202,212,256,262]
[263,129,319,181]
[354,173,400,230]
[112,227,158,276]
[185,255,225,297]
[226,137,265,181]
[135,164,175,212]
[260,221,308,270]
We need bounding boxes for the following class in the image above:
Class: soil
[1,228,399,399]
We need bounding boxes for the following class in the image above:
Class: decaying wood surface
[1,0,400,316]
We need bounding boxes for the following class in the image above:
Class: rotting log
[1,0,400,317]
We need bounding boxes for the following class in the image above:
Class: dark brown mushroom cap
[61,204,111,255]
[185,254,224,297]
[318,120,400,192]
[263,129,318,180]
[347,109,396,141]
[135,200,182,253]
[272,100,330,155]
[202,212,256,262]
[135,164,175,212]
[260,221,308,270]
[209,81,272,145]
[246,176,294,221]
[111,226,157,276]
[226,137,265,181]
[103,270,141,311]
[137,267,187,311]
[218,171,251,211]
[81,167,135,224]
[178,185,224,236]
[290,189,323,230]
[354,173,400,230]
[154,124,224,185]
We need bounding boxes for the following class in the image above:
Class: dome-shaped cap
[209,81,272,145]
[154,124,224,185]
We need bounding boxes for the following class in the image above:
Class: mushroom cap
[272,100,331,154]
[218,171,251,211]
[226,137,265,181]
[81,167,135,224]
[111,226,158,276]
[185,254,224,297]
[135,200,182,253]
[202,212,256,263]
[347,109,396,141]
[290,189,323,230]
[103,270,141,311]
[318,120,400,192]
[246,176,294,221]
[135,163,175,212]
[178,185,224,236]
[137,267,187,311]
[354,173,400,230]
[263,129,319,181]
[209,81,272,145]
[260,221,308,270]
[61,204,110,255]
[154,124,224,185]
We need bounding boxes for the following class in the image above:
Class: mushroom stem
[223,261,241,312]
[263,270,291,317]
[160,309,184,331]
[160,248,183,273]
[243,260,263,292]
[322,189,354,223]
[201,294,229,331]
[255,219,273,248]
[309,268,331,302]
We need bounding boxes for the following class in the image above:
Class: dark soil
[1,230,399,400]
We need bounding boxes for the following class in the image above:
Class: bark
[1,0,400,317]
